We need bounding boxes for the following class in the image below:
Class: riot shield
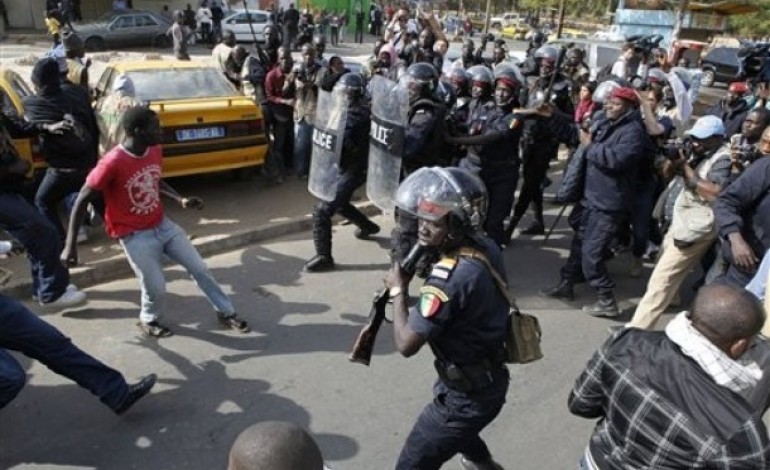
[366,75,410,213]
[308,88,348,201]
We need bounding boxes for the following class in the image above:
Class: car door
[132,13,162,48]
[224,12,249,41]
[250,12,267,42]
[107,14,136,48]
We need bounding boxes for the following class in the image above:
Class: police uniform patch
[419,292,444,318]
[420,285,449,301]
[429,257,457,280]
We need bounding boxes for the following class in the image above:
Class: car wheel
[84,37,105,52]
[701,69,715,87]
[153,34,171,48]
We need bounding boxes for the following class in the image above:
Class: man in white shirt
[212,29,236,74]
[196,1,212,44]
[610,43,636,80]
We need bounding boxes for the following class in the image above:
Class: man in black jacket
[24,57,98,240]
[0,110,87,309]
[570,283,770,469]
[541,87,653,315]
[714,125,770,286]
[704,81,751,138]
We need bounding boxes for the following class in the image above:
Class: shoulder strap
[457,247,519,312]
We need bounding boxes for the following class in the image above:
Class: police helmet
[530,31,546,48]
[334,72,365,99]
[448,67,469,88]
[395,167,488,235]
[494,63,525,89]
[534,45,559,64]
[593,80,621,105]
[467,65,494,87]
[401,62,438,102]
[646,68,668,86]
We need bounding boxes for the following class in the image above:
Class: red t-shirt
[86,145,165,238]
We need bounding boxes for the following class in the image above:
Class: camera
[663,138,693,160]
[292,64,308,82]
[627,34,663,57]
[738,41,770,84]
[734,143,762,168]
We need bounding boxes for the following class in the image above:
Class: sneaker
[354,223,381,240]
[217,313,250,333]
[40,287,87,310]
[113,374,157,415]
[629,257,643,278]
[459,455,505,470]
[304,254,335,272]
[137,320,173,338]
[33,283,78,302]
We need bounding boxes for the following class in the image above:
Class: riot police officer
[446,68,471,165]
[449,65,525,247]
[466,65,495,126]
[384,166,509,470]
[305,73,380,272]
[563,47,590,104]
[520,31,546,77]
[505,45,573,240]
[392,63,448,262]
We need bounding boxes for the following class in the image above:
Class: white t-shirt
[212,43,233,72]
[196,7,212,24]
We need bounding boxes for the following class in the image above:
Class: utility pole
[556,0,565,39]
[484,0,492,34]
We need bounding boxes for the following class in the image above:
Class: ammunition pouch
[434,359,502,394]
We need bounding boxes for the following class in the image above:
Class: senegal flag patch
[419,286,448,318]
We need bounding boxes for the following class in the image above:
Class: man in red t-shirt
[62,107,249,338]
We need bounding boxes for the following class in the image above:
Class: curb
[0,202,381,299]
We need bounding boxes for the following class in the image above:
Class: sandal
[218,313,250,333]
[137,321,173,338]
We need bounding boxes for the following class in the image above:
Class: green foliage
[728,0,770,37]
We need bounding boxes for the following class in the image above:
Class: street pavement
[0,198,672,470]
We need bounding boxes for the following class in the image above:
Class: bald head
[690,283,765,348]
[228,421,324,470]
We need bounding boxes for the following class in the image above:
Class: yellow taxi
[500,23,530,40]
[0,67,45,178]
[94,60,267,178]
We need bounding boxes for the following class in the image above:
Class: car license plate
[175,126,225,142]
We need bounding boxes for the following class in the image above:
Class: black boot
[582,292,620,317]
[460,455,505,470]
[520,220,545,235]
[502,215,521,245]
[354,221,380,240]
[304,254,335,272]
[113,374,157,415]
[541,279,574,301]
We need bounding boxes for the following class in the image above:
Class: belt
[434,358,505,394]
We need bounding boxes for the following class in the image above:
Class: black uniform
[396,237,510,469]
[511,73,573,232]
[311,102,378,259]
[456,105,522,246]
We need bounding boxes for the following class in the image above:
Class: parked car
[76,10,172,51]
[700,47,741,87]
[221,9,271,43]
[500,22,529,40]
[0,68,43,179]
[94,61,268,178]
[490,12,522,30]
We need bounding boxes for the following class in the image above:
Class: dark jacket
[403,98,447,173]
[714,156,770,261]
[0,114,39,194]
[548,108,652,213]
[705,98,750,138]
[570,329,770,469]
[23,83,98,169]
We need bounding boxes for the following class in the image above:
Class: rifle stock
[348,243,427,366]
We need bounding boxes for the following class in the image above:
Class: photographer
[728,109,770,180]
[628,116,731,329]
[609,43,637,81]
[289,43,322,178]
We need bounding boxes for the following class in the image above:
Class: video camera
[733,143,762,169]
[737,40,770,85]
[663,137,693,160]
[627,34,663,57]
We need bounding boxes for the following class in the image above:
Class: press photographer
[729,108,770,176]
[628,116,732,329]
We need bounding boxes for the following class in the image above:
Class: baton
[542,204,570,246]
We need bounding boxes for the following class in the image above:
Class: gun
[348,243,427,366]
[241,0,268,62]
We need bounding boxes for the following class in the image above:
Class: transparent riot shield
[308,88,348,201]
[366,75,410,213]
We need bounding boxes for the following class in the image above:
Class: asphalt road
[0,208,656,470]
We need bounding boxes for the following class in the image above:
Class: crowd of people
[7,1,770,467]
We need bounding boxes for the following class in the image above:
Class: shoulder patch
[420,285,449,301]
[419,288,447,318]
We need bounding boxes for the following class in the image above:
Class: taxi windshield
[126,68,238,102]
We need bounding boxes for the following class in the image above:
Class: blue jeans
[119,217,234,324]
[0,295,128,410]
[34,167,89,239]
[561,205,622,294]
[294,119,313,177]
[0,192,69,303]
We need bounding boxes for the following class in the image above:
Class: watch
[389,286,404,298]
